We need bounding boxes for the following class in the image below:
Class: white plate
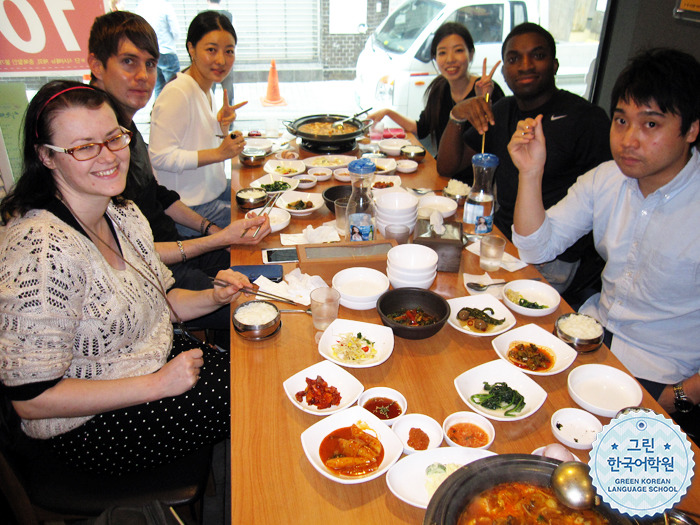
[567,364,643,417]
[246,206,291,233]
[371,174,402,190]
[454,360,547,421]
[250,173,299,194]
[551,407,603,450]
[318,319,394,368]
[303,155,356,169]
[446,295,516,337]
[274,190,325,216]
[300,405,403,484]
[386,447,497,508]
[282,360,364,416]
[263,159,306,177]
[491,323,577,376]
[374,157,397,175]
[244,138,273,152]
[502,279,560,317]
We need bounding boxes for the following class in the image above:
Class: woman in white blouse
[149,11,245,237]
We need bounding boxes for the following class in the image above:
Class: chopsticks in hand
[208,278,303,307]
[240,192,281,238]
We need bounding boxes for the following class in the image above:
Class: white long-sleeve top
[148,73,227,207]
[513,149,700,385]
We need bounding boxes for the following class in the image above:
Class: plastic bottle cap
[471,153,499,168]
[348,158,376,174]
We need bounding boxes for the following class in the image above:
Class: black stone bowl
[376,288,449,340]
[322,185,353,215]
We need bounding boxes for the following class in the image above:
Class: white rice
[235,302,278,325]
[445,179,470,196]
[238,188,267,199]
[559,314,603,339]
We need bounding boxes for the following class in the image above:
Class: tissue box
[413,219,463,272]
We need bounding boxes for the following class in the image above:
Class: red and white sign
[0,0,105,75]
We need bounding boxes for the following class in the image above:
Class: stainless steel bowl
[442,188,467,206]
[232,300,281,340]
[239,147,268,167]
[554,313,604,353]
[235,187,268,209]
[400,144,426,162]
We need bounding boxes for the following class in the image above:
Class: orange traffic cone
[261,60,286,106]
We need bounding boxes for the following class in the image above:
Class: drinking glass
[334,197,349,236]
[479,236,506,271]
[310,287,340,331]
[384,224,410,244]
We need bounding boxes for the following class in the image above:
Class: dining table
[227,135,700,524]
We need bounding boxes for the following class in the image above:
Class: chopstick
[169,507,185,525]
[240,193,281,238]
[209,278,304,306]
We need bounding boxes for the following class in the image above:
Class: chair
[0,394,212,524]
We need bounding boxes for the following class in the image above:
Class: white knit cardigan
[0,201,175,439]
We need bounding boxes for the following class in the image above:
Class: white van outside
[354,0,600,121]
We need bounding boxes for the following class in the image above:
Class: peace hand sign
[217,89,248,132]
[475,58,501,97]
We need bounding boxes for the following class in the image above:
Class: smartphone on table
[261,247,299,264]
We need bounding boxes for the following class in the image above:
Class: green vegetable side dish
[261,181,291,192]
[505,289,548,309]
[456,307,505,325]
[470,381,526,417]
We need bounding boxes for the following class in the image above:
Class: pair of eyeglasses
[43,127,133,161]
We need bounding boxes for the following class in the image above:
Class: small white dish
[244,138,273,152]
[454,360,547,422]
[333,167,351,182]
[532,444,582,462]
[250,173,299,194]
[396,159,418,173]
[371,175,402,190]
[385,447,496,509]
[303,154,356,169]
[392,414,443,455]
[442,411,495,449]
[263,159,306,177]
[374,157,397,175]
[491,323,577,376]
[446,295,516,337]
[551,407,603,450]
[318,319,394,368]
[567,364,643,417]
[357,386,407,427]
[376,191,419,212]
[300,405,403,484]
[332,267,390,304]
[274,150,300,160]
[282,360,363,416]
[417,195,457,218]
[307,167,332,181]
[502,279,560,317]
[246,206,291,233]
[274,190,324,216]
[378,138,411,156]
[293,173,317,190]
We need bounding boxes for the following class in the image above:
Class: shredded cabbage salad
[332,332,377,362]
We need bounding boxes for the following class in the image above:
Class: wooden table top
[228,138,700,523]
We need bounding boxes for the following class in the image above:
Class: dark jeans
[604,330,699,445]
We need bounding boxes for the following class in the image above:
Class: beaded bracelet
[176,240,187,262]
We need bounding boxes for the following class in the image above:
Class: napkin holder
[412,219,463,272]
[297,239,397,283]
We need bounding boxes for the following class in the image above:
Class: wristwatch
[673,382,694,413]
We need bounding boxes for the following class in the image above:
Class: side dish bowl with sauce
[442,411,495,450]
[392,414,443,455]
[357,386,407,426]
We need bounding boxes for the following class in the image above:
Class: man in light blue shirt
[508,48,700,440]
[136,0,181,98]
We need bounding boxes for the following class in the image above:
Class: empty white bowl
[396,159,418,173]
[376,207,419,220]
[387,244,439,272]
[378,138,412,156]
[386,262,436,281]
[376,191,419,212]
[387,271,436,290]
[417,195,458,218]
[357,387,407,427]
[332,267,390,305]
[392,414,443,455]
[567,364,643,417]
[442,411,495,450]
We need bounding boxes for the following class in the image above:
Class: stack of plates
[386,244,438,289]
[375,191,419,237]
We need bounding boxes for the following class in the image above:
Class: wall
[593,0,700,111]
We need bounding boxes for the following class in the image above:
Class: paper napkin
[253,268,328,306]
[280,224,340,246]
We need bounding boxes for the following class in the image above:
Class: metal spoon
[406,187,436,196]
[466,277,541,292]
[332,107,372,131]
[550,461,598,510]
[278,308,312,315]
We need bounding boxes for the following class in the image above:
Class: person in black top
[87,11,270,346]
[368,22,504,153]
[437,23,611,306]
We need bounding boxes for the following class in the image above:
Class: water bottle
[346,158,376,241]
[463,153,499,235]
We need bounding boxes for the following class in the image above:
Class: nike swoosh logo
[550,114,567,121]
